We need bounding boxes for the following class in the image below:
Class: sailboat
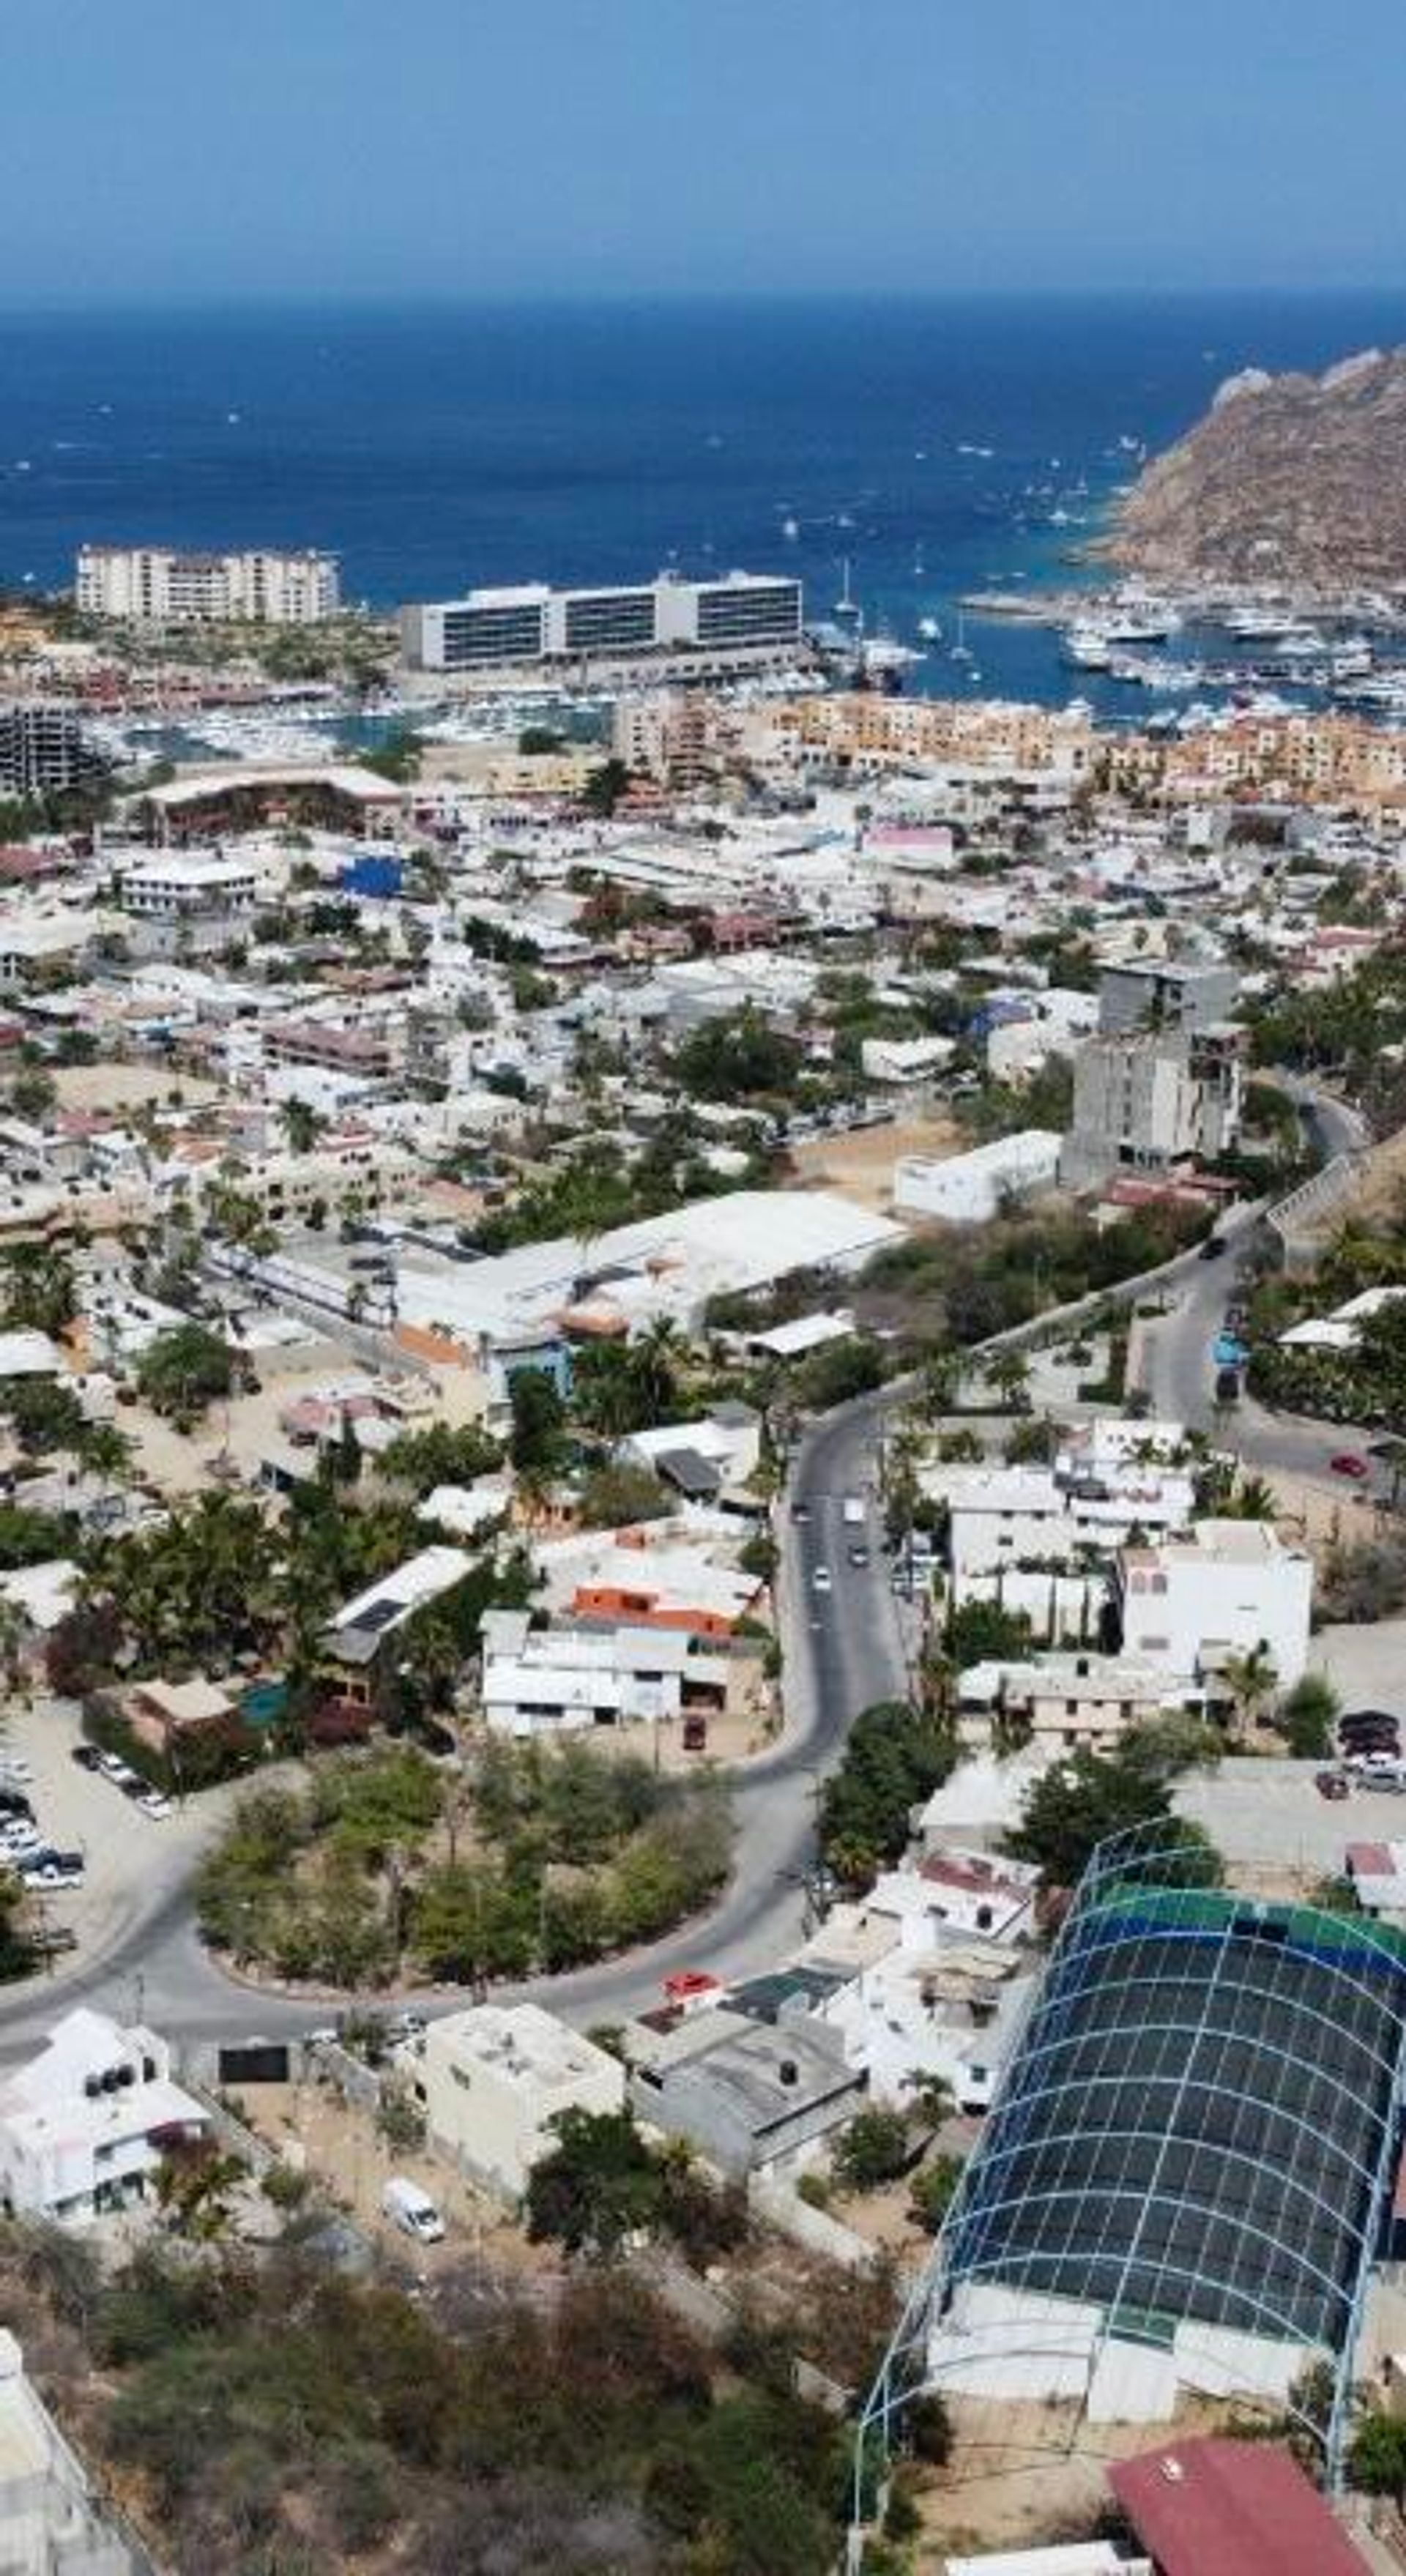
[950,608,973,663]
[834,558,862,628]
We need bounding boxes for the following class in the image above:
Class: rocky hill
[1106,348,1406,589]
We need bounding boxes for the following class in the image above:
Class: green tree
[507,1366,568,1477]
[946,1599,1034,1665]
[0,1500,74,1568]
[672,1005,803,1105]
[580,757,631,817]
[379,1418,503,1498]
[1278,1670,1339,1760]
[135,1323,234,1428]
[281,1096,324,1155]
[578,1462,671,1528]
[525,2107,664,2255]
[1220,1643,1279,1740]
[910,2153,965,2234]
[819,1700,957,1888]
[0,1243,77,1336]
[1348,2412,1406,2505]
[1,1376,86,1456]
[832,2109,913,2193]
[9,1068,56,1123]
[1005,1730,1222,1892]
[988,1348,1032,1412]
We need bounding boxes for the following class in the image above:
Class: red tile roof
[1108,2438,1369,2576]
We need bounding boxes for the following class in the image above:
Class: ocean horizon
[4,289,1406,705]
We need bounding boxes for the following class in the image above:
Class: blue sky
[5,0,1403,302]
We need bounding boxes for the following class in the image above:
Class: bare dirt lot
[51,1062,220,1115]
[911,2387,1243,2566]
[789,1115,963,1213]
[237,2073,559,2283]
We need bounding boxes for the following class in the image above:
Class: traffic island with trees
[196,1738,735,1989]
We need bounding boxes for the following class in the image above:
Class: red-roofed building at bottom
[1108,2438,1369,2576]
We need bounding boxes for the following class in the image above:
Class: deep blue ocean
[4,292,1406,707]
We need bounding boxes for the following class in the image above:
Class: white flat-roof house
[480,1610,732,1739]
[0,2009,207,2224]
[420,2003,625,2203]
[1117,1519,1314,1692]
[893,1131,1062,1224]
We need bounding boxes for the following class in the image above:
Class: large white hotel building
[76,546,341,627]
[400,567,804,673]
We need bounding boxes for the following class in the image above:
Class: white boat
[833,557,861,625]
[918,614,942,641]
[1101,597,1182,642]
[861,637,925,674]
[1063,622,1114,670]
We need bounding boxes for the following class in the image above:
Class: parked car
[847,1544,870,1568]
[381,2176,445,2245]
[97,1752,133,1782]
[1316,1771,1350,1800]
[1331,1452,1370,1481]
[788,1501,811,1524]
[811,1565,832,1593]
[22,1861,83,1891]
[138,1793,172,1821]
[0,1792,34,1820]
[1199,1235,1227,1260]
[70,1745,103,1773]
[1346,1750,1401,1774]
[118,1776,149,1803]
[0,1760,34,1783]
[1339,1714,1399,1750]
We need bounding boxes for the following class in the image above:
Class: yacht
[1101,596,1181,643]
[1063,621,1114,670]
[833,558,862,627]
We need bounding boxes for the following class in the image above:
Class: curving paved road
[0,1399,904,2061]
[0,1079,1369,2063]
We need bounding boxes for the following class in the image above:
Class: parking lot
[0,1694,237,1971]
[1175,1755,1406,1887]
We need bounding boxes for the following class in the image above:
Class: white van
[381,2175,445,2244]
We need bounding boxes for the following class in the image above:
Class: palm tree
[989,1350,1032,1414]
[1220,1645,1278,1742]
[78,1421,133,1485]
[921,1350,961,1420]
[282,1096,324,1156]
[631,1317,684,1425]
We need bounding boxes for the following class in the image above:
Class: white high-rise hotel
[401,567,804,671]
[76,546,341,626]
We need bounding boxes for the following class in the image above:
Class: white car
[0,1760,34,1784]
[811,1565,832,1593]
[22,1861,83,1890]
[139,1793,172,1821]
